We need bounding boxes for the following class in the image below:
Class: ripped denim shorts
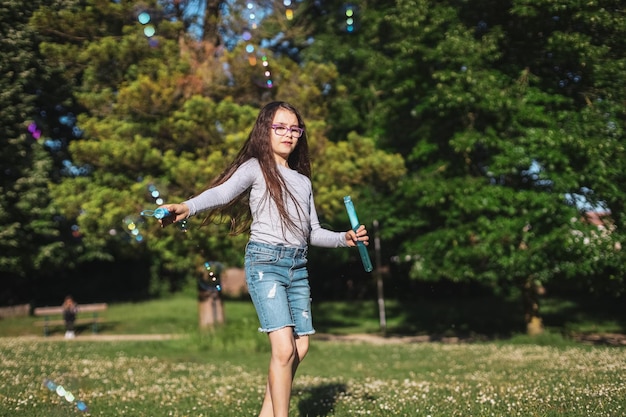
[244,241,315,336]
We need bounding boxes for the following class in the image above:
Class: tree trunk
[198,290,224,328]
[203,0,222,46]
[522,278,545,336]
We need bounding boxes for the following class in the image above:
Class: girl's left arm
[309,193,369,248]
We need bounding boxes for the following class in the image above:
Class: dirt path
[12,332,626,346]
[14,334,184,342]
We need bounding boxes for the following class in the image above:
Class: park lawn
[1,334,625,417]
[1,292,623,338]
[1,294,625,416]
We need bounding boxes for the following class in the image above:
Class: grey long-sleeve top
[183,158,348,248]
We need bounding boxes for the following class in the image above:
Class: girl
[160,101,368,417]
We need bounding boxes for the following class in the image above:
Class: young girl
[160,101,368,417]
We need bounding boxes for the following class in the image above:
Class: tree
[0,0,71,304]
[294,0,625,333]
[29,0,406,297]
[383,0,625,333]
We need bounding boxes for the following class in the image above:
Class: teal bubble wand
[140,207,170,219]
[344,196,373,272]
[140,207,188,231]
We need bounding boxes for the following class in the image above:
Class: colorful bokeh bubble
[123,215,145,242]
[284,0,293,20]
[144,25,156,37]
[138,12,151,24]
[28,122,42,139]
[148,184,164,205]
[344,4,357,32]
[198,261,223,292]
[137,10,157,40]
[61,159,92,177]
[44,138,63,151]
[43,378,88,413]
[71,224,82,239]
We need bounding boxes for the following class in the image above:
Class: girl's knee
[271,343,297,365]
[269,329,298,365]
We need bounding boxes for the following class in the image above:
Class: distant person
[159,101,369,417]
[62,295,78,339]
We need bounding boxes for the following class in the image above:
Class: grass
[1,291,624,339]
[1,332,625,416]
[1,293,625,416]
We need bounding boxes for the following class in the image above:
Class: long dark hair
[201,101,311,235]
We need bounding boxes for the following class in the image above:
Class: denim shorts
[244,241,315,336]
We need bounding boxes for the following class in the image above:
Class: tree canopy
[1,0,624,333]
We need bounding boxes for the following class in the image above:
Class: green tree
[32,0,406,296]
[296,0,625,332]
[385,0,625,333]
[0,0,70,304]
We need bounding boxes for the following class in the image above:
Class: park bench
[33,303,108,337]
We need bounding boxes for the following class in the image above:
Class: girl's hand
[346,224,369,247]
[158,203,190,227]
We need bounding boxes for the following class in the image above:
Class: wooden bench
[34,303,108,336]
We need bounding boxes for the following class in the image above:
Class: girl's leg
[258,331,310,417]
[293,334,310,373]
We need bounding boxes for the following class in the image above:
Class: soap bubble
[198,261,223,291]
[43,378,88,413]
[138,12,151,24]
[144,25,156,37]
[44,379,57,391]
[123,215,145,242]
[56,385,67,397]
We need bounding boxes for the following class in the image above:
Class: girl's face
[270,108,301,166]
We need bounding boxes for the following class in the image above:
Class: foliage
[1,0,624,338]
[20,0,405,298]
[0,0,74,302]
[299,0,626,329]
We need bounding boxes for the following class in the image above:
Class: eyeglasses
[271,124,305,138]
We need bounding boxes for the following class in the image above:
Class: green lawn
[1,294,625,416]
[1,335,624,416]
[2,292,623,338]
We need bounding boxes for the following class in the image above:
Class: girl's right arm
[159,159,258,227]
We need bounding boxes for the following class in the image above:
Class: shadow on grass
[389,296,526,338]
[540,295,626,334]
[314,292,625,342]
[296,383,347,417]
[313,295,526,340]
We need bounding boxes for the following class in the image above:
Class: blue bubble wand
[140,207,188,232]
[344,196,373,272]
[140,207,171,219]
